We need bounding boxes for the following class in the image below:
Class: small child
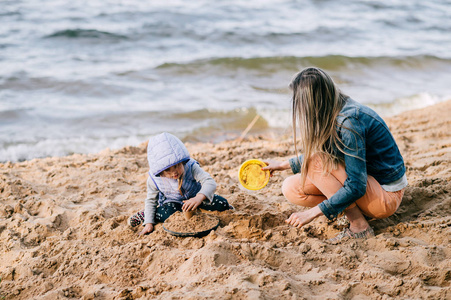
[128,132,232,235]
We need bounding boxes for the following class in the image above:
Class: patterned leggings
[154,194,230,223]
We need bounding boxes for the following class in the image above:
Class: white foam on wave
[257,92,451,131]
[0,135,146,163]
[369,93,450,117]
[257,108,291,129]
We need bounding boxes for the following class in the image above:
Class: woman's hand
[139,223,154,235]
[262,159,290,175]
[286,206,323,228]
[183,194,205,211]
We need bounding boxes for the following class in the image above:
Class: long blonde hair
[290,67,348,187]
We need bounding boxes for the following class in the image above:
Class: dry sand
[0,101,450,299]
[163,211,219,235]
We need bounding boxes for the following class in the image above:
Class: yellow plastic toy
[238,159,270,190]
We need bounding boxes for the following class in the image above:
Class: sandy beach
[0,101,450,299]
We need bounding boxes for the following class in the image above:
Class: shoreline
[3,99,451,165]
[0,100,450,299]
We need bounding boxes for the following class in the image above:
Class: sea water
[1,0,451,162]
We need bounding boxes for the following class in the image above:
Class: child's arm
[191,164,216,202]
[140,177,159,235]
[182,164,216,211]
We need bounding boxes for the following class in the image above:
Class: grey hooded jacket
[143,132,216,225]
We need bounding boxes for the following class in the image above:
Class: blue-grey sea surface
[1,0,451,162]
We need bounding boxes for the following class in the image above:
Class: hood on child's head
[147,132,190,176]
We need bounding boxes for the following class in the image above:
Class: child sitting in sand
[128,132,232,235]
[263,67,407,243]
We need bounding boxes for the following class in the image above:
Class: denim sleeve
[318,118,368,220]
[289,155,304,174]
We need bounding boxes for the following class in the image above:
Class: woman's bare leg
[307,154,370,233]
[282,174,326,207]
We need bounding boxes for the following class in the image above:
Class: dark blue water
[1,0,451,162]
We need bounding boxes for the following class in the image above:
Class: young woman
[263,67,407,243]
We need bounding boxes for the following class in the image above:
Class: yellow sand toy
[238,159,270,190]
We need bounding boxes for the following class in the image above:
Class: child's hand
[139,223,154,235]
[182,194,205,211]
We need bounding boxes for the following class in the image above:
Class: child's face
[161,163,184,179]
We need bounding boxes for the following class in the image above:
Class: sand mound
[163,211,219,234]
[0,101,450,299]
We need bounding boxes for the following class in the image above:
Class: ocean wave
[155,55,451,74]
[0,10,21,17]
[0,74,131,97]
[44,29,127,40]
[0,43,14,49]
[170,107,268,129]
[369,93,450,117]
[0,108,269,162]
[0,135,145,163]
[0,106,272,162]
[0,108,31,123]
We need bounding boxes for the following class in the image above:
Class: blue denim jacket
[289,98,406,220]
